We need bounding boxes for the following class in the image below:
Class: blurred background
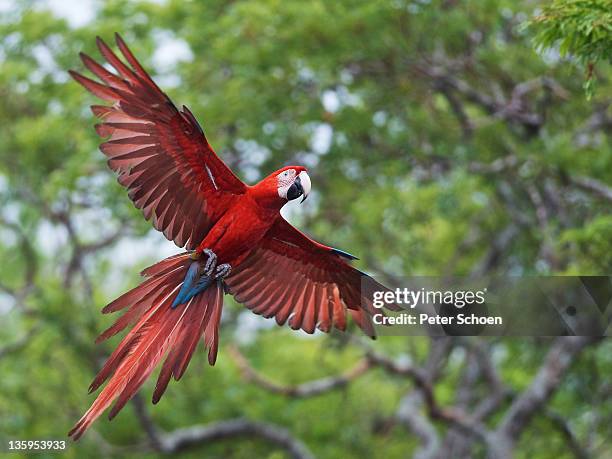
[0,0,610,458]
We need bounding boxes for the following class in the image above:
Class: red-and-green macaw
[68,34,395,439]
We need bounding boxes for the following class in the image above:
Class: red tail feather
[69,253,224,440]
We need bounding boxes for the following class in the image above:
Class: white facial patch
[277,169,297,199]
[297,171,311,198]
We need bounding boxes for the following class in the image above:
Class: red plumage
[69,34,397,440]
[69,254,224,440]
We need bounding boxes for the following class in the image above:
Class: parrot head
[251,166,311,208]
[276,166,311,203]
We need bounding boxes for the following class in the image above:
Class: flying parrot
[68,34,396,440]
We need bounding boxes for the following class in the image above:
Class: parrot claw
[201,249,217,276]
[214,263,231,279]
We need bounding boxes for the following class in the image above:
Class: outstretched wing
[225,218,398,338]
[70,33,246,250]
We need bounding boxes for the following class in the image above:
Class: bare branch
[363,346,491,442]
[526,184,558,269]
[421,64,544,131]
[438,339,512,458]
[468,155,518,174]
[228,345,370,397]
[574,101,612,146]
[570,175,612,202]
[130,387,316,458]
[395,392,440,459]
[433,82,474,139]
[494,337,601,450]
[80,228,125,254]
[158,418,315,459]
[131,393,164,452]
[0,216,38,301]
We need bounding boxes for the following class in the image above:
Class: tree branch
[468,155,518,174]
[544,409,590,459]
[129,387,314,458]
[228,345,371,397]
[569,175,612,202]
[395,392,440,459]
[363,346,491,442]
[494,337,601,453]
[158,418,315,459]
[131,393,164,452]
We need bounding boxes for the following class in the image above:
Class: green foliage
[0,1,610,458]
[525,0,612,97]
[561,215,612,272]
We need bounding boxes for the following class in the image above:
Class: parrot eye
[277,169,299,199]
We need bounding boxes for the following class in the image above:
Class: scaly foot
[201,248,217,276]
[172,249,229,308]
[214,263,231,279]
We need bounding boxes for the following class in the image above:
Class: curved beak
[298,171,311,203]
[286,171,311,203]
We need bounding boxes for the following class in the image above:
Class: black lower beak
[287,176,304,201]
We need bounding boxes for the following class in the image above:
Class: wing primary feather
[75,35,246,251]
[79,52,131,92]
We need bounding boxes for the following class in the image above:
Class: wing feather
[71,34,246,249]
[226,219,399,338]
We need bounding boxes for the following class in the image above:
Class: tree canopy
[0,1,610,458]
[526,0,612,97]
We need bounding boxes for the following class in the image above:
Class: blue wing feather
[330,247,359,260]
